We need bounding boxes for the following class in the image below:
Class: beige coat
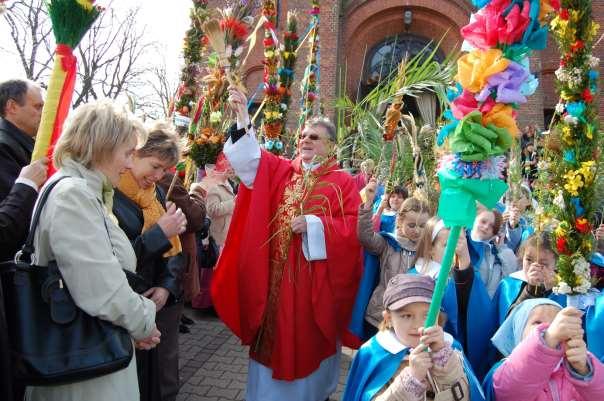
[204,179,235,246]
[358,205,417,328]
[26,159,156,401]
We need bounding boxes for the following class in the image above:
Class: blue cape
[342,334,486,401]
[349,233,403,341]
[481,360,504,401]
[586,293,604,362]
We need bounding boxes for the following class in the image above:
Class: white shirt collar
[302,161,320,171]
[415,258,441,279]
[509,270,527,282]
[376,329,454,354]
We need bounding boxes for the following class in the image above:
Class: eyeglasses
[299,133,322,141]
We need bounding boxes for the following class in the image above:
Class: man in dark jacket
[0,159,47,401]
[0,79,44,261]
[0,79,44,401]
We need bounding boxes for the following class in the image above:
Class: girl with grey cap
[484,298,604,401]
[343,274,485,401]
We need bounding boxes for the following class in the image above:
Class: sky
[0,0,192,85]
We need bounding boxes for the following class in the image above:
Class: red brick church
[210,0,604,130]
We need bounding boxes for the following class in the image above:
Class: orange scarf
[118,170,182,257]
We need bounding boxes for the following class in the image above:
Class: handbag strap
[19,176,70,259]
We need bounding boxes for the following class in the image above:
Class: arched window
[362,34,445,97]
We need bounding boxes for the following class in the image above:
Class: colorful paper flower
[476,60,530,104]
[457,49,510,93]
[575,217,591,234]
[461,1,531,50]
[556,237,570,254]
[482,103,519,137]
[582,89,593,103]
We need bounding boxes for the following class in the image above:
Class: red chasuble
[211,150,362,381]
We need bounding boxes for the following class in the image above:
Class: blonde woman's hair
[136,121,181,166]
[54,101,144,169]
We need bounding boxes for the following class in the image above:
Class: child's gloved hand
[565,336,589,376]
[419,326,446,353]
[408,342,433,381]
[544,307,584,348]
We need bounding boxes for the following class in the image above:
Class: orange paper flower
[482,103,519,137]
[457,49,510,93]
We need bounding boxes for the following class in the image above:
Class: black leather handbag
[0,177,134,386]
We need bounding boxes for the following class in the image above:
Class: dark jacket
[0,118,34,200]
[0,119,36,263]
[0,182,38,400]
[112,187,185,303]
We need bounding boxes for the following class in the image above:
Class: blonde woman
[27,101,160,401]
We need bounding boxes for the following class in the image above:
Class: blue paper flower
[571,197,585,217]
[275,140,283,150]
[589,70,599,81]
[265,140,274,150]
[563,149,576,164]
[566,102,586,118]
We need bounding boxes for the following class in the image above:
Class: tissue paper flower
[457,49,510,93]
[482,103,519,136]
[461,0,531,50]
[476,60,530,104]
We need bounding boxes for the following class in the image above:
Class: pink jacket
[493,324,604,401]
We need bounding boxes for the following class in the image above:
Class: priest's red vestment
[211,150,362,380]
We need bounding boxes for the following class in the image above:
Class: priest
[211,87,363,401]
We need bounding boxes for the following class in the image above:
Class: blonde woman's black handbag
[0,177,133,386]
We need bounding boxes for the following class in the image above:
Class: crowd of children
[343,169,604,401]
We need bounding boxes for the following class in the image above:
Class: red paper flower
[451,90,478,120]
[461,1,530,50]
[220,18,249,40]
[201,36,209,46]
[550,0,560,10]
[576,217,591,234]
[582,88,593,103]
[571,40,584,53]
[556,237,569,254]
[263,37,275,47]
[559,8,569,20]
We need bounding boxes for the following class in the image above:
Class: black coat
[112,187,184,302]
[0,182,38,400]
[0,119,36,263]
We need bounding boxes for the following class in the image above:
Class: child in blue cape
[467,208,518,298]
[350,183,430,341]
[492,233,565,326]
[372,185,409,234]
[502,184,535,252]
[342,274,485,401]
[410,217,496,379]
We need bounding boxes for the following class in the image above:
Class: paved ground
[176,308,354,401]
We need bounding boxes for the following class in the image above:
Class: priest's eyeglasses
[299,133,321,141]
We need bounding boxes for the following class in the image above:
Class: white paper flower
[564,114,579,126]
[234,46,244,57]
[210,111,222,124]
[587,56,600,69]
[555,67,568,81]
[554,281,572,295]
[553,191,565,209]
[555,103,566,114]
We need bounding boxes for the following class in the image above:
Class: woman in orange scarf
[113,124,187,401]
